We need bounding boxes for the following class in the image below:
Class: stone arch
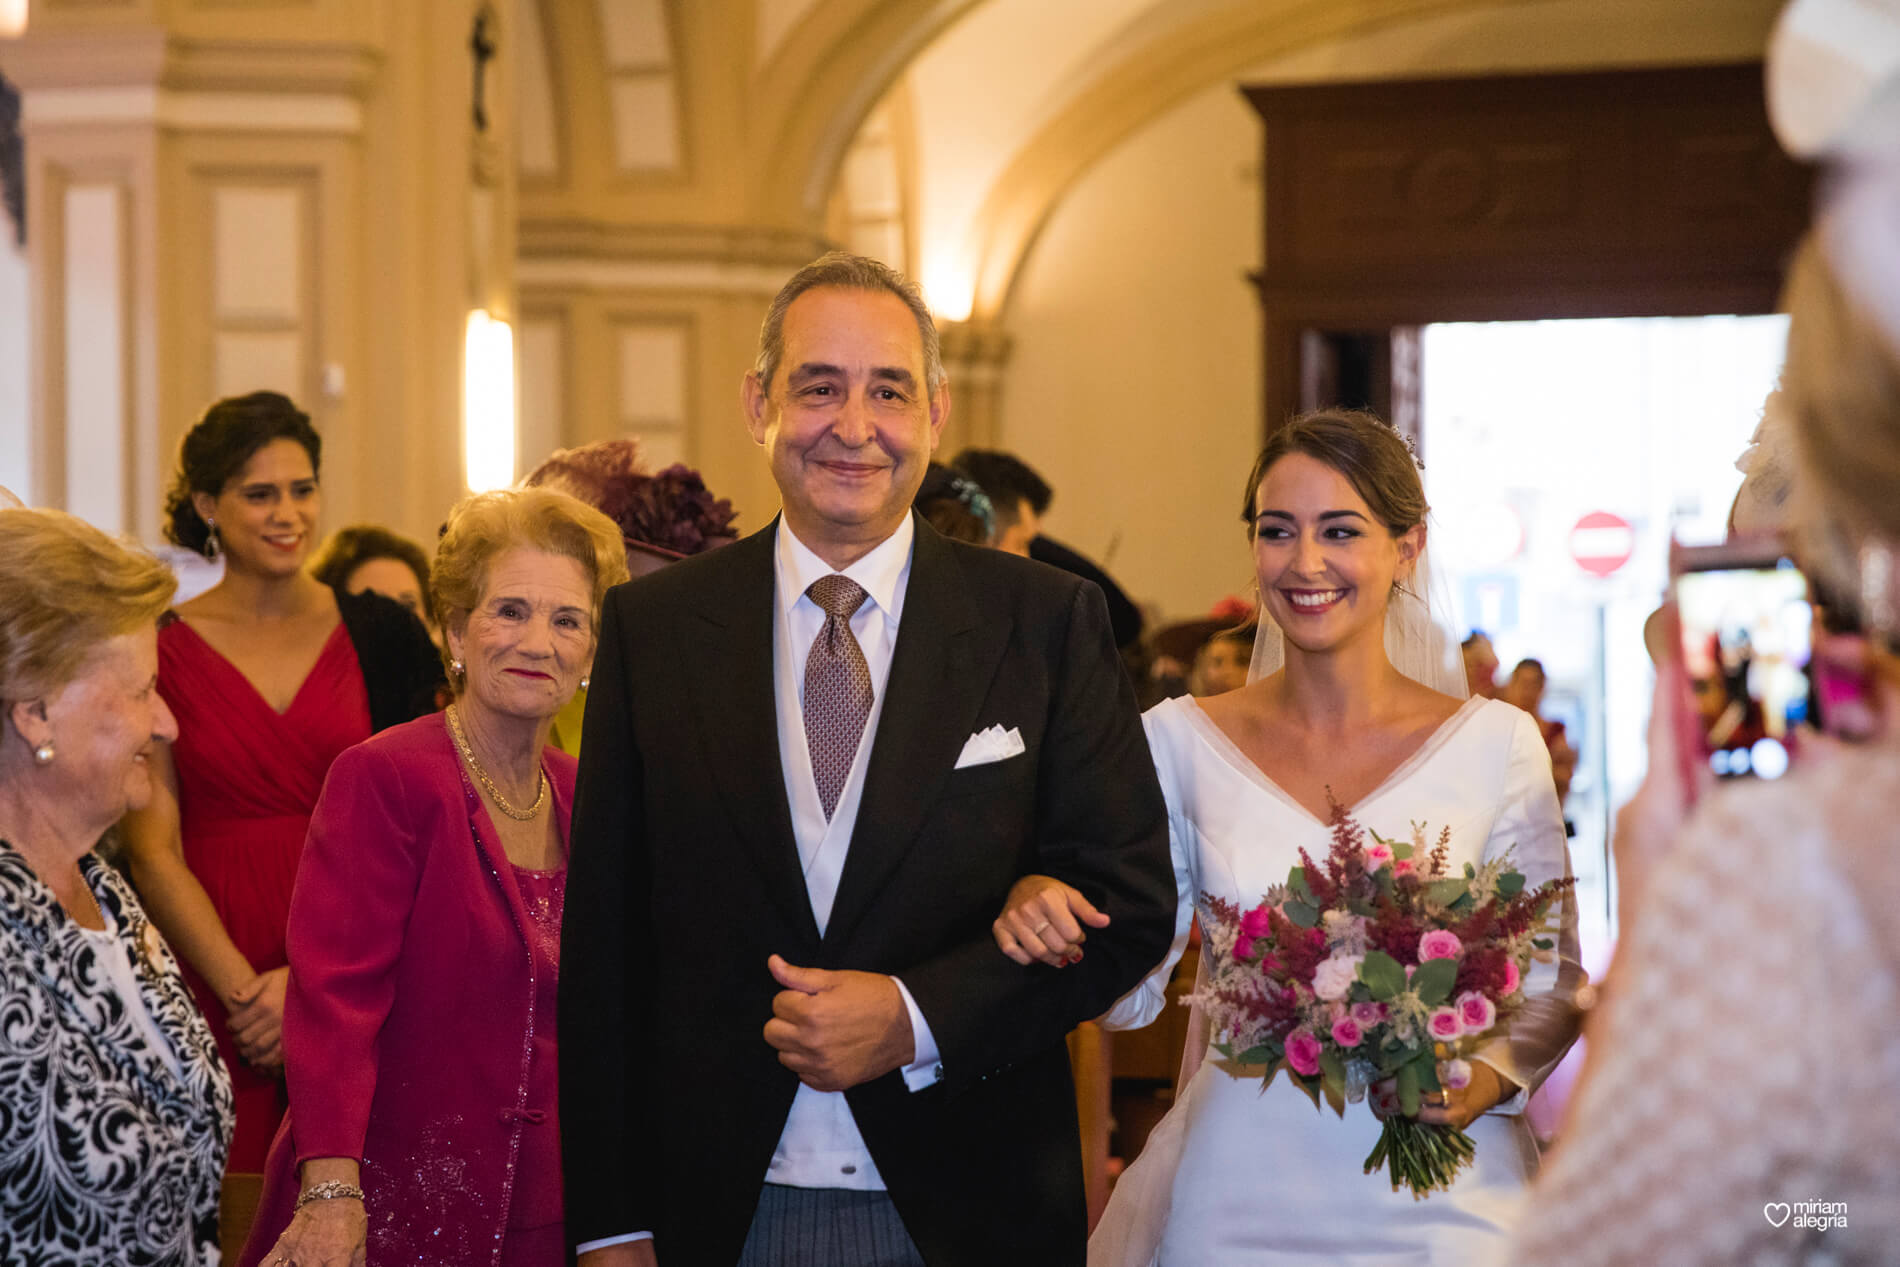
[958,0,1550,322]
[749,0,982,226]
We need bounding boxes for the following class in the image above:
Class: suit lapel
[680,521,820,946]
[823,520,1011,953]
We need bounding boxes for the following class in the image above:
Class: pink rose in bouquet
[1427,1008,1464,1041]
[1313,954,1361,1002]
[1418,929,1463,961]
[1286,1029,1323,1076]
[1331,1017,1365,1048]
[1456,991,1497,1033]
[1501,959,1521,996]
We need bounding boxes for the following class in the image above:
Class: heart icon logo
[1764,1203,1792,1228]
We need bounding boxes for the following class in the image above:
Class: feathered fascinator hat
[522,437,739,563]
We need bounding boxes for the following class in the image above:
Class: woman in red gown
[122,393,439,1175]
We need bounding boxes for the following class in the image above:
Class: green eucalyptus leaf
[1497,871,1527,897]
[1359,950,1407,1001]
[1410,957,1459,1006]
[1427,878,1469,907]
[1285,900,1320,928]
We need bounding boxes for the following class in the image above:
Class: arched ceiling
[516,0,1783,308]
[881,0,1784,321]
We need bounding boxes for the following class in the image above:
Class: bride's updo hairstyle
[1780,235,1900,635]
[1240,407,1427,542]
[162,392,322,558]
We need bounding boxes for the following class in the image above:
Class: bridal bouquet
[1190,803,1572,1198]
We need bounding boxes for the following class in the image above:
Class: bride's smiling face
[1252,452,1422,656]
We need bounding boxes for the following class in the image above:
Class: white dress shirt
[765,514,942,1191]
[578,516,942,1255]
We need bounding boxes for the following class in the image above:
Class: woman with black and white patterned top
[0,502,233,1266]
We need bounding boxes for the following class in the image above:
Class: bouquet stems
[1362,1116,1477,1199]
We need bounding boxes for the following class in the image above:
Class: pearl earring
[450,659,465,677]
[33,742,54,765]
[580,675,591,692]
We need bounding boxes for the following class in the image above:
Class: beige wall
[0,229,24,496]
[0,0,515,549]
[998,83,1262,621]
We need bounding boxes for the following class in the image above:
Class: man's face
[1463,636,1499,697]
[994,499,1041,557]
[744,286,948,559]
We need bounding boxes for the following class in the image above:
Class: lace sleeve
[1472,708,1584,1113]
[1513,757,1900,1264]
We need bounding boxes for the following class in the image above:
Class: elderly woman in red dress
[242,487,629,1267]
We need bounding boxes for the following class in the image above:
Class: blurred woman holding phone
[1514,200,1900,1267]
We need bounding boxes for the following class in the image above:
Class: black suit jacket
[559,514,1174,1267]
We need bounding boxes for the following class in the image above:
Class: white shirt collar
[776,513,915,621]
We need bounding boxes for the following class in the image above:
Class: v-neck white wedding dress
[1090,694,1581,1266]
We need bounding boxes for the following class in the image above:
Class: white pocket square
[954,724,1025,769]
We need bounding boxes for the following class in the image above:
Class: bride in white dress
[995,410,1583,1265]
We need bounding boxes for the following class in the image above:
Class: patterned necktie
[804,574,874,820]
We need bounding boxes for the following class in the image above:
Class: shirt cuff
[892,975,944,1091]
[576,1232,655,1254]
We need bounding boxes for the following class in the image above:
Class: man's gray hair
[753,251,945,395]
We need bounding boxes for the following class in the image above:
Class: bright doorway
[1420,314,1790,964]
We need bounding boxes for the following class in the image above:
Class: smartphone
[1669,541,1816,782]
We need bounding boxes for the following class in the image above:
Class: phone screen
[1674,561,1814,780]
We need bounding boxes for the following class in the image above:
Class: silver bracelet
[295,1180,365,1211]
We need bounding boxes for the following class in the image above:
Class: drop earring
[203,519,222,562]
[33,742,55,765]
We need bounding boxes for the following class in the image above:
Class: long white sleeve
[1472,708,1585,1113]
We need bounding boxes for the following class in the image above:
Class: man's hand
[763,955,914,1093]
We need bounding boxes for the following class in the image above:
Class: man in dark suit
[559,252,1174,1267]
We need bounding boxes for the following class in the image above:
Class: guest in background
[1515,222,1900,1258]
[1503,658,1577,804]
[243,487,630,1267]
[1189,623,1254,696]
[309,523,437,638]
[521,437,737,754]
[1144,616,1225,703]
[1462,630,1500,698]
[0,507,233,1265]
[914,461,995,545]
[120,392,441,1178]
[952,447,1146,651]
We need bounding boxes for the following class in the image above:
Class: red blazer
[241,713,576,1267]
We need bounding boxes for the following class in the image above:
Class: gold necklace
[447,704,548,821]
